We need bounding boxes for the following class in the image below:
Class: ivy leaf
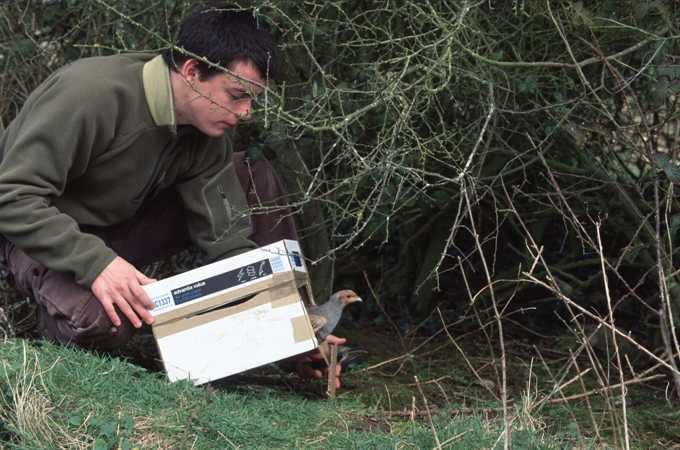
[652,153,680,183]
[517,76,538,94]
[571,1,594,27]
[246,142,266,162]
[93,437,110,450]
[620,243,645,264]
[120,415,135,431]
[670,214,680,246]
[67,413,83,427]
[560,121,587,150]
[99,420,118,438]
[655,65,680,95]
[10,39,35,58]
[431,190,450,207]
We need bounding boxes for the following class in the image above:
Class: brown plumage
[306,289,362,365]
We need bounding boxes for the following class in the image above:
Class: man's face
[185,59,266,137]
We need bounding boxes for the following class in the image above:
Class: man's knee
[3,235,138,351]
[61,299,136,350]
[38,298,135,351]
[33,273,137,350]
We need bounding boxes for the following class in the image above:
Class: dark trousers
[1,153,298,350]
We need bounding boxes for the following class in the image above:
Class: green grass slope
[0,338,577,449]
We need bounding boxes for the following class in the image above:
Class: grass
[338,325,680,450]
[1,313,677,449]
[0,336,580,450]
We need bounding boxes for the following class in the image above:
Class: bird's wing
[308,313,327,334]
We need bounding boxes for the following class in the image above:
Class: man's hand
[294,335,346,389]
[91,256,157,328]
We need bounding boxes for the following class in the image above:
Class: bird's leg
[318,340,331,366]
[326,342,338,399]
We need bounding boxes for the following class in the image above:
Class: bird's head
[331,289,363,307]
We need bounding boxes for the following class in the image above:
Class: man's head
[162,3,279,82]
[164,4,279,137]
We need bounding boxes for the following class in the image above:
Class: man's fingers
[130,282,155,311]
[307,352,325,361]
[98,294,121,327]
[128,293,155,325]
[325,335,346,345]
[136,271,156,285]
[91,257,157,329]
[132,272,157,325]
[112,293,142,328]
[308,368,323,379]
[296,361,322,379]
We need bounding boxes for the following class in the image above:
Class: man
[0,4,343,387]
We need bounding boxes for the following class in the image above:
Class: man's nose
[237,100,252,122]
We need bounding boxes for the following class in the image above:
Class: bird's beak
[354,297,363,303]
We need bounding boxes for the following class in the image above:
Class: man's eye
[229,92,250,101]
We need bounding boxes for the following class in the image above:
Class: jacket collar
[142,55,176,131]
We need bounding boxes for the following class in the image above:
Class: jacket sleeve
[0,73,118,287]
[175,137,257,262]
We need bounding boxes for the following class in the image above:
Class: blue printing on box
[270,256,284,272]
[171,259,273,306]
[291,251,302,267]
[153,294,173,310]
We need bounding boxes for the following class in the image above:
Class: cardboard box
[143,240,318,385]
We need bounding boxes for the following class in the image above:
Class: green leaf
[10,39,35,58]
[67,413,83,426]
[621,244,645,264]
[670,214,680,245]
[517,76,538,94]
[93,437,111,450]
[652,153,680,183]
[633,1,652,20]
[571,1,594,27]
[246,142,266,161]
[431,190,450,207]
[120,439,136,450]
[655,65,680,95]
[99,420,118,438]
[121,415,135,431]
[560,121,587,149]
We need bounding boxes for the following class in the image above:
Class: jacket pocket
[202,162,251,242]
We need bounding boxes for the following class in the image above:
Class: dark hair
[162,3,279,81]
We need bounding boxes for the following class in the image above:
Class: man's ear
[178,58,201,83]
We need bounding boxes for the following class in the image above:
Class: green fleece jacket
[0,53,256,287]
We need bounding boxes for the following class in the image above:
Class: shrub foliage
[1,0,680,399]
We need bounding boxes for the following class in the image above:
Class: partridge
[306,289,362,364]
